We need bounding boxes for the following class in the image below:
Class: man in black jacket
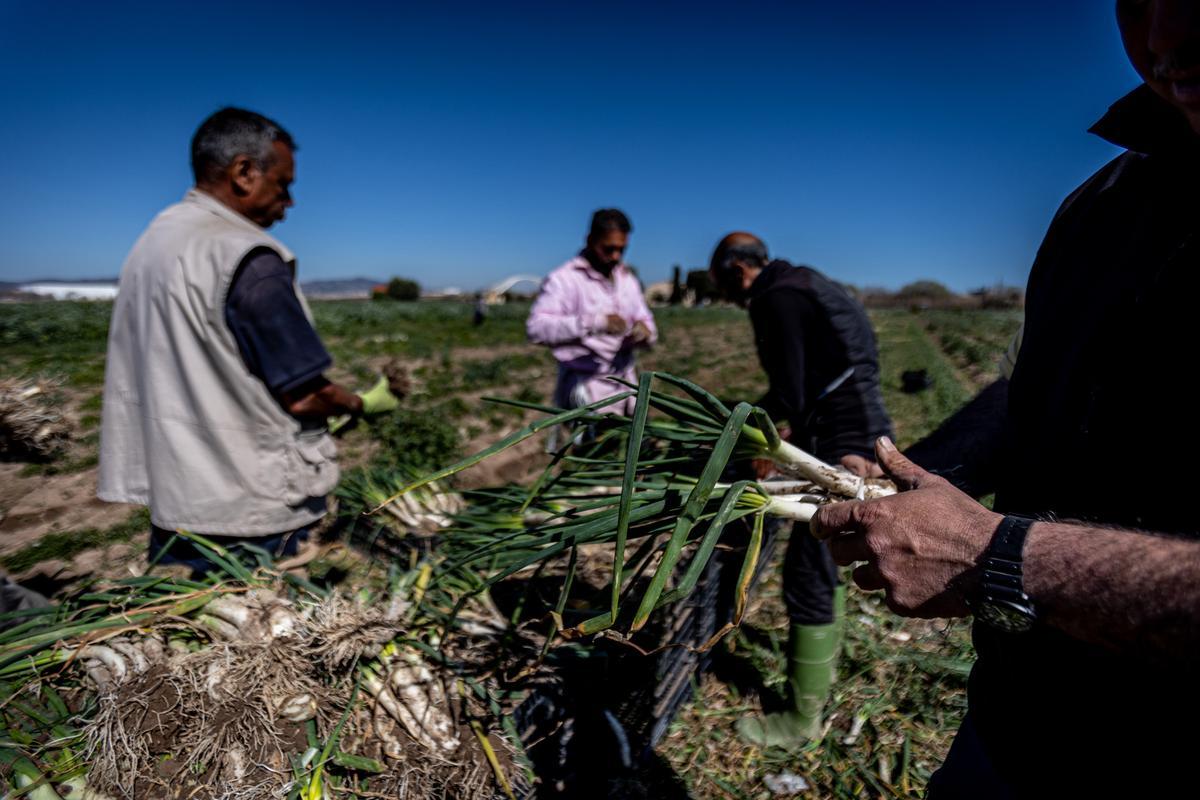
[811,1,1200,795]
[709,232,893,746]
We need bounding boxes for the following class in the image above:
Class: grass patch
[920,310,1022,380]
[872,310,972,448]
[458,352,543,391]
[359,408,463,475]
[313,300,531,361]
[1,507,150,574]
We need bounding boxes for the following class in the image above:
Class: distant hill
[300,278,383,298]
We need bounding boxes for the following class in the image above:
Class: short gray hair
[190,107,295,184]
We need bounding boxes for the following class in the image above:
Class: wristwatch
[970,515,1038,633]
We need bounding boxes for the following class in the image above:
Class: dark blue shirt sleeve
[225,247,332,396]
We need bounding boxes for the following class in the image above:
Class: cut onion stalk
[277,693,318,722]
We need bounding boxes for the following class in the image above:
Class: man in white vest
[98,107,401,575]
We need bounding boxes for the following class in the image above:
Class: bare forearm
[1025,521,1200,660]
[284,380,362,418]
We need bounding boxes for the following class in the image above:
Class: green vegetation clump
[1,508,150,574]
[896,280,954,304]
[363,408,462,475]
[335,408,464,538]
[0,302,112,388]
[374,277,421,301]
[0,301,112,347]
[312,300,531,359]
[922,309,1023,380]
[458,353,543,391]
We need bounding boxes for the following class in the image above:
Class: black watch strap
[973,515,1037,632]
[986,514,1034,564]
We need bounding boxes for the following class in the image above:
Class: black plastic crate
[509,519,781,797]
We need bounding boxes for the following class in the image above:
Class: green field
[0,299,1021,798]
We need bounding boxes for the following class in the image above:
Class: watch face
[976,600,1034,634]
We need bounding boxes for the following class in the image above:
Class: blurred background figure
[473,292,488,326]
[709,232,893,747]
[527,209,657,418]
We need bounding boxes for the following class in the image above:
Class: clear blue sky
[0,1,1136,291]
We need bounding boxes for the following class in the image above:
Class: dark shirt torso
[973,85,1200,796]
[224,247,331,397]
[747,260,893,460]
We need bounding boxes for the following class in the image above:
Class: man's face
[1119,0,1200,133]
[709,262,758,307]
[237,141,295,228]
[585,230,628,272]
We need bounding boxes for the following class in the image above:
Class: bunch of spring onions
[0,377,70,461]
[0,535,525,800]
[375,371,894,645]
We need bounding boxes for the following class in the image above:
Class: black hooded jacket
[970,84,1200,796]
[746,260,893,460]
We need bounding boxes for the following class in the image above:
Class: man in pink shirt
[527,209,657,417]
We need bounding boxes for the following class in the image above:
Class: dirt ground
[0,464,136,557]
[457,432,550,489]
[0,346,558,588]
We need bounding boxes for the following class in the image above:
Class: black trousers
[925,714,1015,800]
[782,521,840,625]
[149,525,310,579]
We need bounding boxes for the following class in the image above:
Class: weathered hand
[603,314,627,335]
[627,321,653,346]
[811,436,1001,618]
[839,453,884,478]
[751,458,778,480]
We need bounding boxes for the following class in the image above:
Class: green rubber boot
[738,585,846,747]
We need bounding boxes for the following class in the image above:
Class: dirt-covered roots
[76,589,513,799]
[306,592,406,670]
[339,698,520,800]
[343,744,499,800]
[84,642,336,799]
[0,377,70,460]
